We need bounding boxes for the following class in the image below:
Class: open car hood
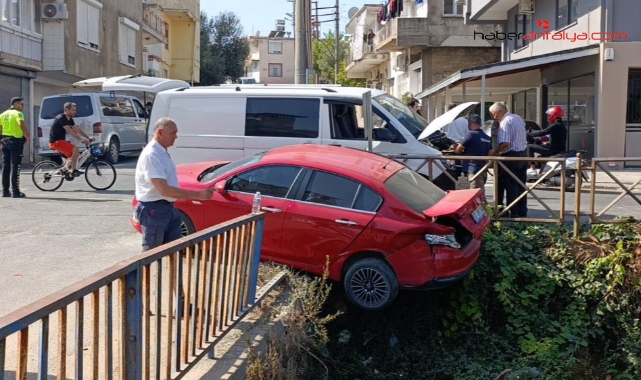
[418,102,480,141]
[72,75,190,93]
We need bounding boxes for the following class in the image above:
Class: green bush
[320,221,641,379]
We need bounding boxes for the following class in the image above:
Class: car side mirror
[373,128,396,142]
[214,179,228,194]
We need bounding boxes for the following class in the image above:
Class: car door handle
[261,206,281,213]
[335,219,357,226]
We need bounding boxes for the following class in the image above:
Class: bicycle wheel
[84,160,117,190]
[32,160,65,191]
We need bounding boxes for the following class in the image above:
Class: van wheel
[343,258,398,311]
[107,138,120,164]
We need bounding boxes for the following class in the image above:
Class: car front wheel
[343,258,398,311]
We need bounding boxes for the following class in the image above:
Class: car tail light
[425,234,461,249]
[37,127,42,138]
[93,122,102,133]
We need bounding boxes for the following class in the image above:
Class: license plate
[472,206,486,224]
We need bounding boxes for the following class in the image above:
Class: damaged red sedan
[131,144,490,311]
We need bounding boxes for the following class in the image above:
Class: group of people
[406,98,567,218]
[0,98,94,198]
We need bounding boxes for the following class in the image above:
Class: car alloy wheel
[343,258,398,311]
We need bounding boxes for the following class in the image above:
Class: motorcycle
[526,149,591,192]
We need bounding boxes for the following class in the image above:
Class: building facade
[245,36,295,84]
[417,0,641,163]
[345,0,501,116]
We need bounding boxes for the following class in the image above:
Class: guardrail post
[247,216,265,305]
[123,266,143,380]
[573,152,583,238]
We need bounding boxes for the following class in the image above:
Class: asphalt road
[1,157,639,318]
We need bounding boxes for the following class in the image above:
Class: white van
[37,92,148,163]
[77,76,455,189]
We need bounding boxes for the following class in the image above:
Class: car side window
[354,186,383,212]
[302,171,360,209]
[245,98,320,138]
[229,165,302,198]
[100,97,136,118]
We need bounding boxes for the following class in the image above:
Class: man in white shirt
[135,117,213,252]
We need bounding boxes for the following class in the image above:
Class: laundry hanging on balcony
[377,0,403,25]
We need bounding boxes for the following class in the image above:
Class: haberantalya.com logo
[474,19,629,42]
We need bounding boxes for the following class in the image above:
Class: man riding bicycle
[49,102,93,176]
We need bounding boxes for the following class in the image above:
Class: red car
[131,144,490,310]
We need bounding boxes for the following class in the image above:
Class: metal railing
[0,213,285,380]
[143,7,167,43]
[386,153,641,237]
[374,18,397,49]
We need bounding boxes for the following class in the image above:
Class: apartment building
[345,0,500,111]
[143,0,200,84]
[245,35,296,84]
[417,0,641,162]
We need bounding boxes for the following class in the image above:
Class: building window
[268,40,282,54]
[626,70,641,124]
[119,17,139,67]
[511,88,537,121]
[268,63,282,77]
[443,0,464,16]
[1,0,41,33]
[557,0,578,29]
[515,14,531,49]
[77,0,101,50]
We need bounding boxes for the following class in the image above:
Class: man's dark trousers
[2,136,25,195]
[136,200,183,252]
[501,150,528,217]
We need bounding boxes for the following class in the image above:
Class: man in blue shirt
[452,114,492,192]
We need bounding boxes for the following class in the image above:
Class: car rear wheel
[343,258,398,311]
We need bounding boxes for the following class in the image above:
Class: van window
[246,98,320,138]
[374,93,427,139]
[40,95,94,119]
[99,97,136,117]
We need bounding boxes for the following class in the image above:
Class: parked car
[130,144,490,311]
[37,92,149,164]
[77,75,457,190]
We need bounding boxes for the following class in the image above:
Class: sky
[201,0,367,38]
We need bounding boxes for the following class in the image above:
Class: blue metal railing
[0,213,266,380]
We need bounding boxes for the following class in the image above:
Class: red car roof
[259,144,407,183]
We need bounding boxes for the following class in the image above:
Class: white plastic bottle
[252,192,261,214]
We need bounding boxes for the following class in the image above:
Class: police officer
[0,97,30,198]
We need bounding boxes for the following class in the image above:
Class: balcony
[374,18,398,52]
[161,0,198,22]
[0,24,42,71]
[251,52,260,61]
[346,52,389,78]
[143,6,168,45]
[468,0,518,22]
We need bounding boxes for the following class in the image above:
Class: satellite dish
[347,7,358,19]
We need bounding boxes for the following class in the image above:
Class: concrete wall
[597,42,641,158]
[169,18,200,83]
[65,0,142,78]
[612,0,641,41]
[505,0,603,60]
[421,46,501,89]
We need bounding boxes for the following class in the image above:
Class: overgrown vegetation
[248,218,641,379]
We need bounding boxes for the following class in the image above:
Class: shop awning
[415,45,600,99]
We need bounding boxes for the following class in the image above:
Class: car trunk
[423,189,489,247]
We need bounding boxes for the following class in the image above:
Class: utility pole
[294,0,308,84]
[334,0,339,84]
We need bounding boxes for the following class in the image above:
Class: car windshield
[199,152,266,183]
[384,168,446,213]
[373,93,427,138]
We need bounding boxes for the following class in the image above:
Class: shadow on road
[27,196,120,203]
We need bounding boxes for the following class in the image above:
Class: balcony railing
[143,7,167,44]
[374,18,397,52]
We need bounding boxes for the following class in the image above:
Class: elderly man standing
[135,117,213,252]
[489,102,528,218]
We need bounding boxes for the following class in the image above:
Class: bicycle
[32,139,117,191]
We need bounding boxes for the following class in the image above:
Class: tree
[199,11,250,85]
[312,32,366,87]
